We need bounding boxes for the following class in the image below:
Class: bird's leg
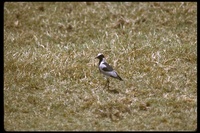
[103,77,110,89]
[107,78,110,89]
[103,79,107,89]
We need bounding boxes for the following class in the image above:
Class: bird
[95,53,123,89]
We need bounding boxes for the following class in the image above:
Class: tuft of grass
[4,2,196,131]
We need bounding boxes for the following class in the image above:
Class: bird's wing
[101,62,114,71]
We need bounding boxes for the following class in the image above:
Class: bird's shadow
[107,89,120,94]
[103,83,120,94]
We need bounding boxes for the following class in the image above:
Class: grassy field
[4,2,197,131]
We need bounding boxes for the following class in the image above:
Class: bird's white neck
[102,58,106,63]
[99,58,106,65]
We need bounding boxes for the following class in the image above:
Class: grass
[4,2,197,131]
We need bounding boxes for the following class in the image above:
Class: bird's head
[95,53,105,60]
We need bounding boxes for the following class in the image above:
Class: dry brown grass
[4,2,197,131]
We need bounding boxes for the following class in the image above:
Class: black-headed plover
[95,53,123,89]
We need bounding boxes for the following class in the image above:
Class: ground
[4,2,197,131]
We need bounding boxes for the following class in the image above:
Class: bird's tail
[117,74,123,81]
